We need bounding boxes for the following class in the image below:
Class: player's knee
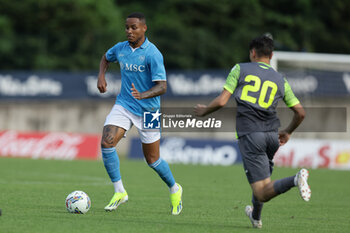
[254,192,264,202]
[145,154,158,164]
[143,150,159,164]
[260,195,272,203]
[254,190,271,203]
[101,137,115,148]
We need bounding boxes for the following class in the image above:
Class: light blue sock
[148,158,175,188]
[102,147,121,182]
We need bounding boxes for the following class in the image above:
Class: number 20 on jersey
[240,75,278,109]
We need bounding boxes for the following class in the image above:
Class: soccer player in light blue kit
[97,12,182,215]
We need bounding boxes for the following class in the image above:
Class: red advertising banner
[275,139,350,170]
[0,130,101,160]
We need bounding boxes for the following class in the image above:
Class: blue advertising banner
[129,137,242,166]
[0,71,121,100]
[281,69,350,97]
[164,70,227,98]
[0,69,349,100]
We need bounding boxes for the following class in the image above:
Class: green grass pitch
[0,157,349,233]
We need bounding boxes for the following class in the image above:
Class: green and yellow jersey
[223,62,299,137]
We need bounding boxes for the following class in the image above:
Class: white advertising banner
[275,139,350,170]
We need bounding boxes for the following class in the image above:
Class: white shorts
[104,104,161,144]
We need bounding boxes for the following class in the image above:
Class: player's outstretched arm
[131,81,166,100]
[278,103,305,145]
[97,54,110,93]
[194,89,232,117]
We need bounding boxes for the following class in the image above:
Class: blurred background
[0,0,349,168]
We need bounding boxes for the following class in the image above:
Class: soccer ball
[65,190,91,214]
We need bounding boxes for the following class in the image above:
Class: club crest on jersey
[138,55,145,62]
[120,62,145,72]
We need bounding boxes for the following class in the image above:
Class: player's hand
[131,83,143,100]
[97,76,107,93]
[278,130,291,146]
[194,104,208,117]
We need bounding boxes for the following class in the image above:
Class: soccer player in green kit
[194,35,311,229]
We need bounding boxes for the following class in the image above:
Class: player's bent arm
[133,81,167,100]
[99,54,110,75]
[284,103,305,134]
[279,103,305,145]
[194,89,232,117]
[97,54,110,93]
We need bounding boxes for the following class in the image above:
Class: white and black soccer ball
[65,190,91,214]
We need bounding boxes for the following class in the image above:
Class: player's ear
[143,24,147,33]
[249,49,255,62]
[269,51,273,60]
[253,49,257,58]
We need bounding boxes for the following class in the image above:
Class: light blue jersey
[106,37,166,116]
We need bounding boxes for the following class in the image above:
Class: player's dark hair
[249,35,274,57]
[127,12,146,24]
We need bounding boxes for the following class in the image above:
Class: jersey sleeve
[148,50,166,81]
[283,78,300,107]
[105,43,120,63]
[223,64,240,94]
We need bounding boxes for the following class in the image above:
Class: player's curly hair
[249,35,274,57]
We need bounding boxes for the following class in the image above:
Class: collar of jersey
[137,37,150,49]
[257,62,271,67]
